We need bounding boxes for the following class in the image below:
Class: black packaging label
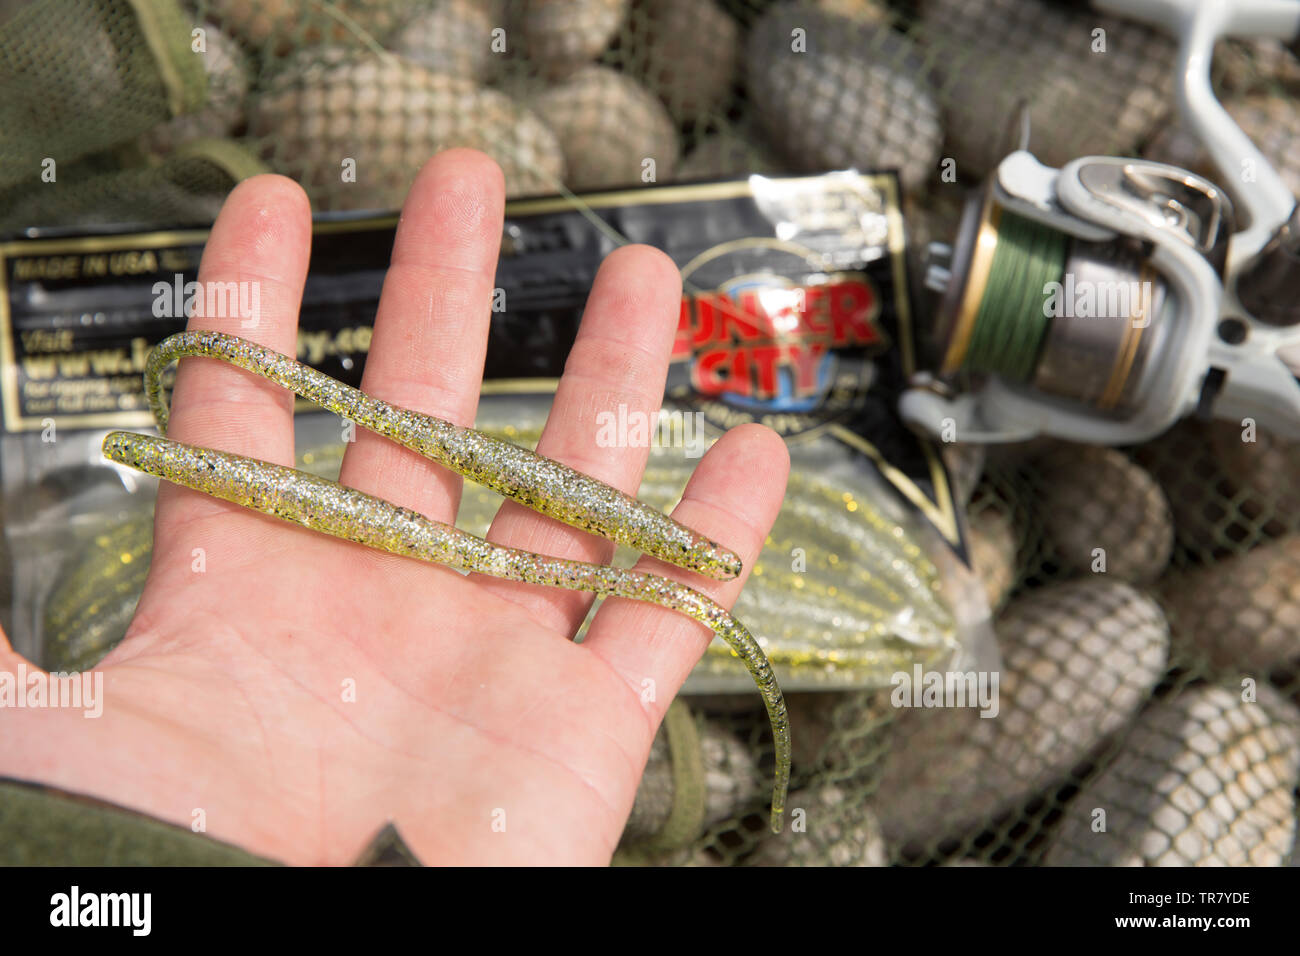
[0,173,956,544]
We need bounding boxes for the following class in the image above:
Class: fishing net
[3,0,1300,867]
[16,0,1294,229]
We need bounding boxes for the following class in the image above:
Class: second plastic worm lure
[102,330,790,832]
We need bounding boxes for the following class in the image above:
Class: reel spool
[930,184,1173,419]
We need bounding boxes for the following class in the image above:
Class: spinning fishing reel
[902,0,1300,444]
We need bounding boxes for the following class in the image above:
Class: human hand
[0,150,789,865]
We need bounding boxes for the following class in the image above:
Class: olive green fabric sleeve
[0,777,429,865]
[0,777,279,866]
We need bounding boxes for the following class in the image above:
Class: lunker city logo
[670,242,888,438]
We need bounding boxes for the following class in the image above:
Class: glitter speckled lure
[144,330,742,580]
[101,330,790,832]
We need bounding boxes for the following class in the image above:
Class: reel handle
[1092,0,1300,258]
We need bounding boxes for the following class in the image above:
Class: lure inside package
[0,171,996,691]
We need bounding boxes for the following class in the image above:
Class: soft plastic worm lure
[101,330,790,832]
[144,331,743,580]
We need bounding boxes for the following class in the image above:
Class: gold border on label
[880,174,957,544]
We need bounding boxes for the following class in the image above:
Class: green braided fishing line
[963,210,1068,382]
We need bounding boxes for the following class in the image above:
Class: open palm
[0,150,788,865]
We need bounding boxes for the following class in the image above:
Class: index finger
[153,174,312,552]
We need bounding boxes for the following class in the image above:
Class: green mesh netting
[4,0,1300,867]
[0,0,208,192]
